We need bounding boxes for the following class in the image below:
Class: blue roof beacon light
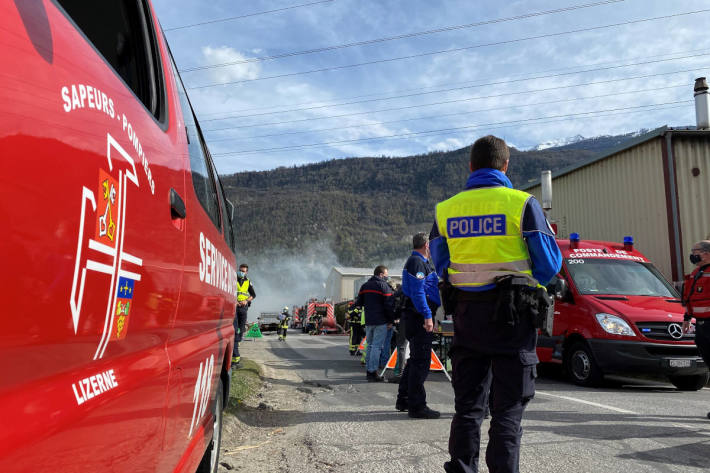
[623,235,634,251]
[570,232,580,249]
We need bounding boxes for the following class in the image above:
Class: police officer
[233,264,255,365]
[278,306,290,341]
[396,232,442,418]
[682,240,710,418]
[430,136,561,473]
[347,303,366,355]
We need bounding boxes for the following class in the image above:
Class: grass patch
[227,358,262,413]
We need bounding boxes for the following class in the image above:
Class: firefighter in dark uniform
[682,240,710,418]
[348,303,365,355]
[233,263,255,365]
[278,306,291,341]
[396,232,442,419]
[309,312,322,335]
[431,136,562,473]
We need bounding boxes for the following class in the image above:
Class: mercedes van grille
[635,322,695,341]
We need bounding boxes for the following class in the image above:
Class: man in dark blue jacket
[356,265,395,382]
[396,232,442,419]
[432,135,562,473]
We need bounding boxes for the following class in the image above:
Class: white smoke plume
[237,241,339,322]
[236,240,412,322]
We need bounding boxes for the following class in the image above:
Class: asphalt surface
[233,331,710,473]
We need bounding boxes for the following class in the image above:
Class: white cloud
[427,137,465,152]
[154,0,710,172]
[201,46,261,83]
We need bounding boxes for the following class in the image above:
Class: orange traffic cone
[379,348,451,381]
[429,350,451,381]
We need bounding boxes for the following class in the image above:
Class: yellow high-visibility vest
[435,186,536,289]
[236,279,251,301]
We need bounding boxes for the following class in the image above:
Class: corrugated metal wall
[674,135,710,276]
[528,138,674,278]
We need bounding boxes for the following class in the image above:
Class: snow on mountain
[526,129,652,152]
[529,135,586,151]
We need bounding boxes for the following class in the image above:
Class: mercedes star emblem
[668,323,683,339]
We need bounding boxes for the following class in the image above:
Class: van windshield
[566,259,677,297]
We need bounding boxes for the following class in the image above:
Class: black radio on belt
[493,275,554,335]
[442,276,554,335]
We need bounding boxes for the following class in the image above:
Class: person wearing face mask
[682,240,710,419]
[233,263,256,365]
[356,265,395,382]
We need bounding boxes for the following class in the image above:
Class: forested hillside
[222,136,629,266]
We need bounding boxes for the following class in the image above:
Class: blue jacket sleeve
[522,197,563,286]
[429,222,450,280]
[402,259,433,319]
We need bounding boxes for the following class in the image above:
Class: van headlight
[595,313,636,336]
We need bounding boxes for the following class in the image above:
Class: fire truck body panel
[0,1,236,471]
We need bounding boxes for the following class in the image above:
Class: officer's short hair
[412,232,428,249]
[374,265,388,276]
[695,240,710,253]
[239,263,249,270]
[470,135,509,170]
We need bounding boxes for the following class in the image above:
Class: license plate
[669,359,692,368]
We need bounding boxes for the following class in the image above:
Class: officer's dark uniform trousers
[233,306,248,357]
[446,293,537,473]
[397,308,434,410]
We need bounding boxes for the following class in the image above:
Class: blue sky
[152,0,710,174]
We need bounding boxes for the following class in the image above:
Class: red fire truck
[539,235,708,390]
[1,2,236,472]
[292,306,303,329]
[304,300,338,334]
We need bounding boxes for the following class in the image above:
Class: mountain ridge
[223,132,641,266]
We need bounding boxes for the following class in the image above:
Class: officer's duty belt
[454,288,499,302]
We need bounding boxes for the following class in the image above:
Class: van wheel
[197,379,224,473]
[565,342,603,387]
[669,373,709,391]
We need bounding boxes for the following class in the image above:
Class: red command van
[0,2,238,472]
[538,235,709,390]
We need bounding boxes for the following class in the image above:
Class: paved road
[237,331,710,472]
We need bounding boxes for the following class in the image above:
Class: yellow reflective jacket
[236,279,251,301]
[435,186,536,289]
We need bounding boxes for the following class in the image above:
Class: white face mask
[238,271,247,278]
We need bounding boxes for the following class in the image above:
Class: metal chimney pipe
[541,170,552,210]
[695,77,709,129]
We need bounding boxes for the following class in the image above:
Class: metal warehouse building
[525,125,710,283]
[325,266,402,303]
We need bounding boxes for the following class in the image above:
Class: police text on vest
[447,215,506,238]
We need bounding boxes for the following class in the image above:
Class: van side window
[169,56,222,230]
[214,169,235,250]
[56,0,166,121]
